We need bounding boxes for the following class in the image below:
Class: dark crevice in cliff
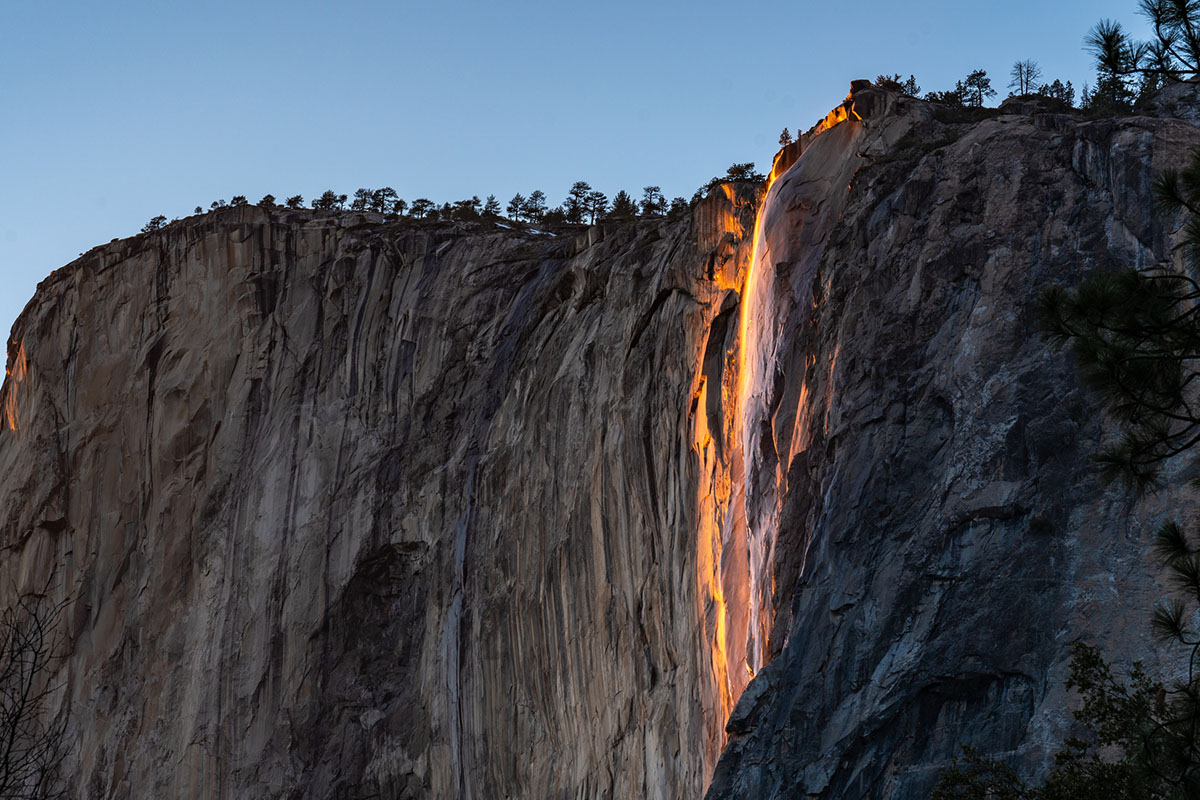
[628,287,700,353]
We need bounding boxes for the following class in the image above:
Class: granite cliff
[1,84,1199,798]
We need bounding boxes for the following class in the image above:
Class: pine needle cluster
[1040,148,1200,490]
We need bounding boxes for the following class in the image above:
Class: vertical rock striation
[0,200,761,798]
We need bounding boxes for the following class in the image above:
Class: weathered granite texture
[707,94,1200,798]
[4,85,1200,800]
[0,197,762,798]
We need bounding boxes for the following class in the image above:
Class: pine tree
[585,190,608,223]
[565,181,591,223]
[523,190,547,222]
[1138,0,1200,79]
[779,128,793,147]
[312,190,340,210]
[875,74,903,92]
[724,163,764,182]
[875,74,922,96]
[1041,148,1200,488]
[483,195,501,217]
[451,198,479,219]
[371,188,398,213]
[964,68,996,106]
[925,80,968,107]
[285,195,304,209]
[640,186,666,217]
[1037,79,1076,107]
[1085,19,1140,112]
[410,198,434,219]
[507,193,525,221]
[608,190,638,219]
[351,188,373,211]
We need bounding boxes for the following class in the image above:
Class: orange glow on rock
[693,174,782,756]
[735,172,782,683]
[2,340,26,431]
[735,176,774,414]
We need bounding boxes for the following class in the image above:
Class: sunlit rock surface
[4,87,1200,800]
[0,200,762,798]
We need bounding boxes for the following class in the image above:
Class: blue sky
[0,0,1151,338]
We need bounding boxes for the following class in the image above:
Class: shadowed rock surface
[2,87,1200,799]
[707,92,1200,798]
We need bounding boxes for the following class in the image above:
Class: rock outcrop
[3,85,1200,800]
[0,201,761,798]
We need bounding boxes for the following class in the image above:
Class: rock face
[0,202,762,798]
[3,87,1200,800]
[708,95,1200,797]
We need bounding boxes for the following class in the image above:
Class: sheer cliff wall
[0,195,763,798]
[4,88,1200,800]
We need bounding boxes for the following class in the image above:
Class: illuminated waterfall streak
[733,114,871,682]
[2,340,27,431]
[694,171,796,752]
[736,167,799,680]
[693,184,763,745]
[694,372,739,729]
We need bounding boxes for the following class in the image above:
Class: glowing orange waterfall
[2,340,27,431]
[694,175,780,763]
[736,173,783,681]
[697,106,871,781]
[704,103,874,733]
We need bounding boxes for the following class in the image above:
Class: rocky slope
[2,84,1200,799]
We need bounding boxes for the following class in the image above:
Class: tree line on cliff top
[139,163,771,235]
[141,1,1200,238]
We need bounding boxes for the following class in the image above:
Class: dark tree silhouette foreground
[1040,147,1200,490]
[0,595,68,799]
[1136,0,1200,78]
